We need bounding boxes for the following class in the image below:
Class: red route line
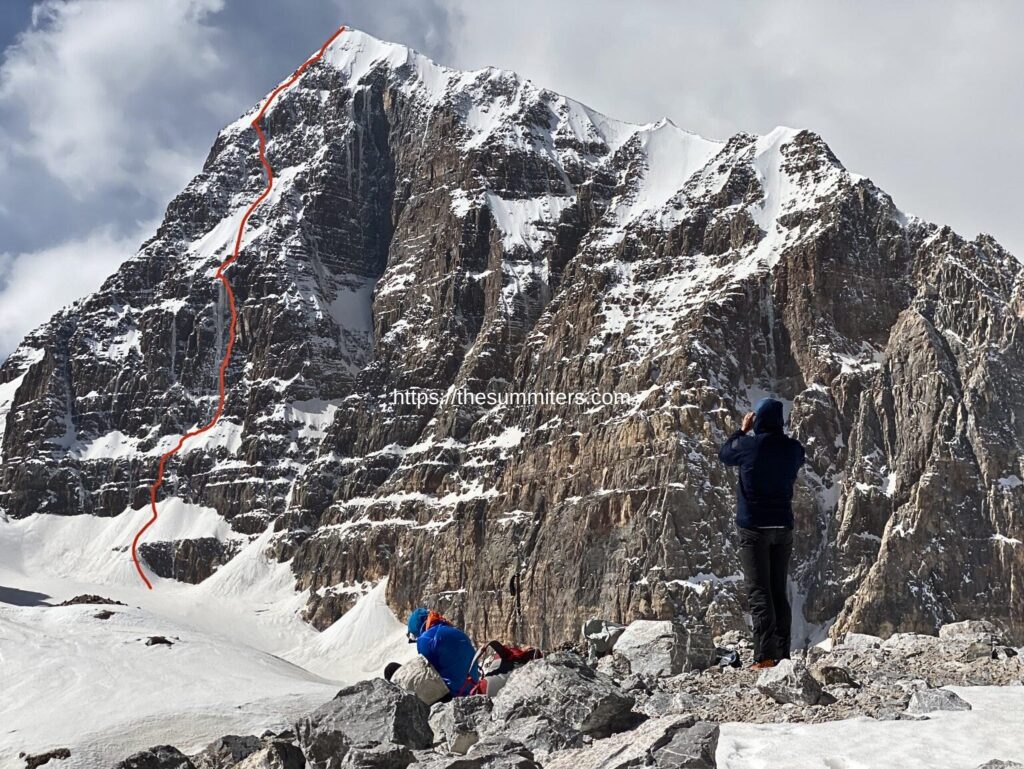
[131,25,348,589]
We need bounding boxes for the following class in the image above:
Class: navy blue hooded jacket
[718,397,805,528]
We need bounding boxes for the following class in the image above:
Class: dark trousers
[737,526,793,662]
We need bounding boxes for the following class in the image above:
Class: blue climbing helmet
[407,607,429,640]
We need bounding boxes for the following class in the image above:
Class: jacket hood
[407,607,429,639]
[753,397,785,433]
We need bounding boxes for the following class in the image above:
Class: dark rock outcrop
[296,679,433,767]
[138,537,242,583]
[112,745,196,769]
[543,715,718,769]
[755,659,824,706]
[190,735,262,768]
[905,687,972,714]
[489,652,637,738]
[235,743,305,769]
[58,595,126,606]
[20,748,71,769]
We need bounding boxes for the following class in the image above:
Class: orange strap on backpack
[423,610,449,631]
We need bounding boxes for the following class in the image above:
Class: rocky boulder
[809,664,860,689]
[464,739,541,769]
[112,745,196,769]
[755,660,824,706]
[582,619,626,657]
[478,715,583,758]
[234,743,306,769]
[21,749,72,769]
[544,715,718,769]
[639,691,706,718]
[429,696,493,754]
[905,688,972,714]
[490,652,637,738]
[190,735,262,768]
[939,620,1005,644]
[296,679,432,768]
[334,743,415,769]
[881,633,941,653]
[841,632,882,650]
[613,622,714,677]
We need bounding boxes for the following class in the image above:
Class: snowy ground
[0,602,336,769]
[0,507,415,767]
[717,685,1024,769]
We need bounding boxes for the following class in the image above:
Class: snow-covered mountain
[1,28,1022,650]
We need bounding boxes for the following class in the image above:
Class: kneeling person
[407,608,480,697]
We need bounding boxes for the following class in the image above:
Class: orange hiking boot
[751,658,777,670]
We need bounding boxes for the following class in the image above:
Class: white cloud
[0,222,155,355]
[0,0,228,199]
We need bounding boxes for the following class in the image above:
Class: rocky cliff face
[1,30,1021,646]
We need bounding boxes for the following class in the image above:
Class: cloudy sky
[1,0,1021,357]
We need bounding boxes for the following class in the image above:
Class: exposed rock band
[389,396,804,700]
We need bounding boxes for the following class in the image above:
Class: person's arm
[718,412,755,466]
[416,633,436,665]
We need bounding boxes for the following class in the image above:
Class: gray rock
[414,758,484,769]
[905,688,972,714]
[810,664,860,688]
[974,762,1024,769]
[429,696,492,754]
[805,645,828,665]
[582,619,627,657]
[841,632,882,650]
[234,743,306,769]
[490,652,636,738]
[756,659,824,706]
[881,632,940,653]
[958,640,1000,661]
[653,722,719,769]
[939,620,1004,643]
[112,745,196,769]
[466,739,541,769]
[138,537,241,584]
[596,654,630,679]
[480,715,583,757]
[613,622,714,677]
[638,691,705,718]
[338,743,415,769]
[618,673,653,694]
[543,715,718,769]
[190,735,262,768]
[296,679,432,768]
[22,749,72,769]
[713,630,747,648]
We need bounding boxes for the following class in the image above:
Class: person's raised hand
[741,412,755,433]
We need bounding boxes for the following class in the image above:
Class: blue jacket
[718,398,805,528]
[416,622,480,696]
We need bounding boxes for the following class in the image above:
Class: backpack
[391,655,450,705]
[466,641,543,696]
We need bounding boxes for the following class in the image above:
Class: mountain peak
[2,25,1022,663]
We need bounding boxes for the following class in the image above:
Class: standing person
[718,397,805,669]
[406,608,480,696]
